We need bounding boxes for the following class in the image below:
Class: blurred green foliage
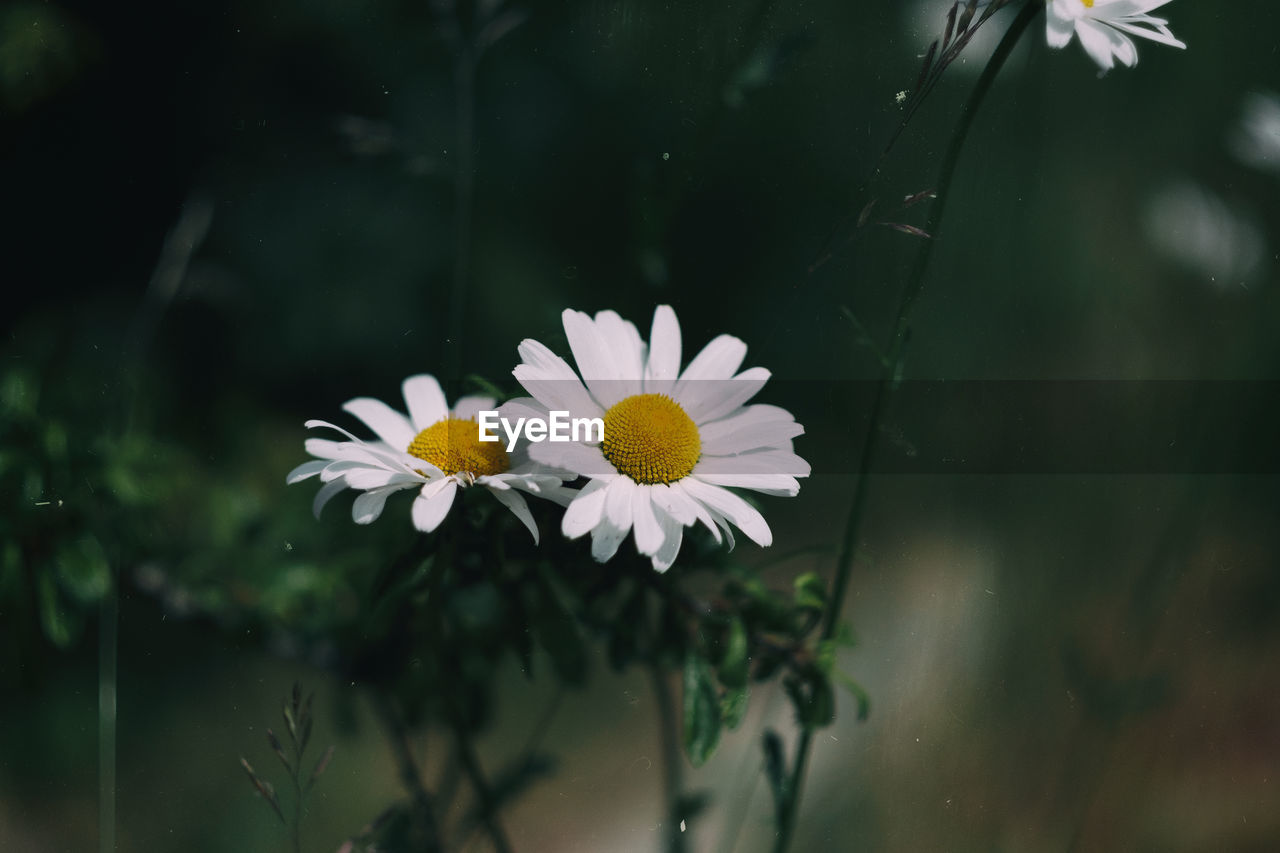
[4,0,1280,850]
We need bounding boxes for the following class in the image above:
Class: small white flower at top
[287,374,573,541]
[1046,0,1186,72]
[505,305,810,572]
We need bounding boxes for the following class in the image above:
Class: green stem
[291,740,303,853]
[772,5,1041,852]
[452,723,516,853]
[370,691,443,853]
[446,44,476,388]
[650,662,687,853]
[97,580,117,853]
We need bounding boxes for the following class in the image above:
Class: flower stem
[370,690,443,853]
[772,5,1042,851]
[446,42,476,387]
[452,722,516,853]
[650,662,687,853]
[291,762,303,853]
[97,580,117,853]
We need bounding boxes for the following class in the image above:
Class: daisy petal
[604,475,637,534]
[453,395,497,421]
[707,509,736,551]
[312,478,348,519]
[677,334,747,384]
[304,419,364,442]
[528,440,612,476]
[402,375,449,432]
[562,478,610,539]
[664,480,723,543]
[680,367,771,424]
[593,310,646,394]
[1046,12,1075,48]
[632,485,664,556]
[694,450,811,478]
[590,519,628,562]
[489,487,539,542]
[303,437,351,461]
[352,485,402,524]
[693,473,800,496]
[563,309,627,408]
[514,340,603,417]
[699,406,805,455]
[343,397,416,449]
[651,508,683,572]
[644,304,682,396]
[411,479,458,533]
[681,478,773,547]
[1076,19,1122,70]
[286,459,327,484]
[344,467,422,490]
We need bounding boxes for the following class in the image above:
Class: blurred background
[3,0,1280,850]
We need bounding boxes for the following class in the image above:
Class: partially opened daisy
[1046,0,1186,72]
[287,374,572,541]
[505,306,810,572]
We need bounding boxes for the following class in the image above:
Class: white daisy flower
[287,374,573,541]
[1045,0,1186,72]
[506,306,810,572]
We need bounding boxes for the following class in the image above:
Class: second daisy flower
[505,306,810,572]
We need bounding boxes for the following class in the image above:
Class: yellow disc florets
[407,417,509,478]
[601,394,701,485]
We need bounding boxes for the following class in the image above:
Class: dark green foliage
[762,729,789,827]
[682,652,722,768]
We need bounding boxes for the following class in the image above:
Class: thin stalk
[97,581,117,853]
[772,5,1042,852]
[650,662,687,853]
[446,44,477,387]
[291,744,303,853]
[872,0,1019,187]
[370,691,444,853]
[452,725,515,853]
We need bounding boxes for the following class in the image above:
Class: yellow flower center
[406,417,509,477]
[1081,0,1094,6]
[601,394,701,485]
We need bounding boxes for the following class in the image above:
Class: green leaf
[682,652,722,767]
[677,790,711,823]
[54,535,111,605]
[465,374,508,401]
[717,617,750,689]
[734,578,794,633]
[832,670,871,722]
[1,542,24,593]
[36,567,80,648]
[814,639,837,674]
[720,684,749,730]
[783,670,836,730]
[0,369,37,418]
[832,620,858,648]
[792,571,827,612]
[762,729,789,824]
